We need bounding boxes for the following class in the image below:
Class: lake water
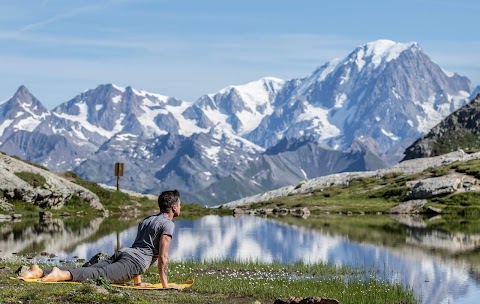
[1,214,479,304]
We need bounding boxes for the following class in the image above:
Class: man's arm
[158,234,172,288]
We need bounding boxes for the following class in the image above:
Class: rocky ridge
[403,94,480,160]
[219,150,476,208]
[0,152,104,213]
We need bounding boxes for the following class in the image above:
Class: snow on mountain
[354,40,418,70]
[48,84,202,149]
[0,39,475,203]
[247,39,472,164]
[185,77,285,136]
[0,86,50,143]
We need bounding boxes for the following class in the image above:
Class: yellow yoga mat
[12,277,194,289]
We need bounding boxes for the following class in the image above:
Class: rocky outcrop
[219,150,479,208]
[386,199,427,214]
[406,176,462,199]
[0,153,104,212]
[403,94,480,160]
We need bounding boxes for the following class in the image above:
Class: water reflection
[1,214,479,303]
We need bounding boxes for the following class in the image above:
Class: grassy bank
[246,160,480,216]
[5,170,229,218]
[0,259,416,304]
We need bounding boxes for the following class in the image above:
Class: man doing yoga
[19,190,181,288]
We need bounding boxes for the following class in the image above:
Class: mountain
[0,86,50,145]
[246,40,472,165]
[75,127,264,202]
[190,137,385,204]
[0,40,474,204]
[403,94,480,160]
[183,77,284,135]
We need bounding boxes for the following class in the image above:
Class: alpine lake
[1,211,479,304]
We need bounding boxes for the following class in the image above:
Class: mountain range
[0,39,474,205]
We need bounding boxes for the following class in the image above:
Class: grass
[14,172,46,188]
[0,259,416,304]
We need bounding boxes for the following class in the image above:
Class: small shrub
[14,171,47,188]
[64,171,78,178]
[368,186,409,201]
[428,167,448,177]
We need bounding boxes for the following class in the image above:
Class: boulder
[386,199,426,214]
[406,176,462,200]
[0,153,104,212]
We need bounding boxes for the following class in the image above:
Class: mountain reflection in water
[1,214,479,303]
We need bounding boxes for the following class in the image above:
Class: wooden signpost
[114,162,124,191]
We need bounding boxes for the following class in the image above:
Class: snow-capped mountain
[183,77,284,135]
[0,86,50,145]
[0,39,475,204]
[246,40,472,164]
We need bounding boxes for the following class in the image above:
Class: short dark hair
[158,190,180,211]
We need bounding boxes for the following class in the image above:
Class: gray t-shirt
[121,213,175,273]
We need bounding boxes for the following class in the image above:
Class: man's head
[158,190,181,216]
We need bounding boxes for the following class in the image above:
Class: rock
[0,266,12,274]
[386,199,426,214]
[233,208,245,215]
[0,153,105,212]
[39,211,52,218]
[0,214,12,221]
[426,206,442,214]
[274,296,339,304]
[406,176,462,200]
[0,197,13,213]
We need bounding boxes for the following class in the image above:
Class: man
[19,190,181,288]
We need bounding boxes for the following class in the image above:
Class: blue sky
[1,0,479,109]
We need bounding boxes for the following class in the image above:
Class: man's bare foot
[40,267,72,282]
[18,264,43,279]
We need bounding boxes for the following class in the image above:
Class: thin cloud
[18,0,125,33]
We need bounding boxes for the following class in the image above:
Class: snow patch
[339,68,350,85]
[300,169,307,179]
[375,116,381,122]
[53,101,118,138]
[297,103,341,139]
[334,93,347,109]
[442,68,455,77]
[391,87,401,100]
[115,133,137,141]
[112,84,126,93]
[407,120,414,127]
[14,116,42,131]
[381,128,399,141]
[0,119,14,137]
[111,95,122,104]
[95,104,103,111]
[204,146,221,166]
